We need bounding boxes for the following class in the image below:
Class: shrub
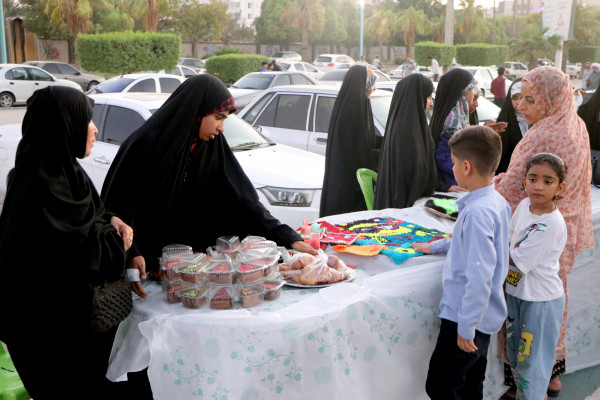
[215,46,245,56]
[206,54,269,83]
[414,42,456,67]
[569,47,600,63]
[455,43,508,66]
[77,32,180,74]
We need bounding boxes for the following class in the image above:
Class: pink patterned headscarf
[495,66,593,272]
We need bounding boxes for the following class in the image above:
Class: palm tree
[510,27,561,70]
[455,0,483,43]
[429,15,445,43]
[395,7,427,58]
[43,0,103,62]
[129,0,169,31]
[365,9,396,60]
[281,0,325,62]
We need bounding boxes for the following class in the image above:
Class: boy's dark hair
[525,152,568,183]
[427,56,432,60]
[261,61,267,66]
[498,66,505,75]
[448,125,502,176]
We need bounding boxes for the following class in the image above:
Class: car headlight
[259,187,317,207]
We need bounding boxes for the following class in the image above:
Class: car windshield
[223,115,272,149]
[279,62,291,70]
[319,70,347,81]
[370,95,393,131]
[315,56,332,63]
[90,78,135,94]
[272,52,285,58]
[232,74,274,90]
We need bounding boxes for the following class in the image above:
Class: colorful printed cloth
[334,217,450,264]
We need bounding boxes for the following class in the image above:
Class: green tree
[255,0,297,47]
[510,26,561,70]
[173,0,229,57]
[455,0,484,43]
[319,0,347,53]
[395,7,428,58]
[339,0,359,50]
[572,4,600,47]
[281,0,325,61]
[128,0,170,32]
[365,9,396,61]
[428,16,445,42]
[225,11,256,43]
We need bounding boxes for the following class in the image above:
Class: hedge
[77,32,181,75]
[206,54,269,84]
[569,47,600,63]
[414,42,456,67]
[455,44,508,66]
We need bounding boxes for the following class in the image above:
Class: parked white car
[142,65,198,79]
[460,66,512,99]
[86,73,185,95]
[0,93,324,228]
[0,63,82,107]
[319,68,392,86]
[502,62,528,80]
[270,51,302,62]
[228,71,318,110]
[278,61,325,79]
[238,85,393,156]
[312,54,355,71]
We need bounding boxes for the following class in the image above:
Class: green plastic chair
[0,344,29,400]
[356,168,378,211]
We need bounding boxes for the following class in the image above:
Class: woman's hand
[292,240,319,255]
[492,172,506,186]
[448,185,468,193]
[128,256,147,299]
[484,120,508,134]
[110,216,134,251]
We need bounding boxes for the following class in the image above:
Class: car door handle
[9,82,14,85]
[93,156,111,165]
[35,83,39,85]
[316,138,327,144]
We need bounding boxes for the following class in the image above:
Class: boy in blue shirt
[412,125,511,399]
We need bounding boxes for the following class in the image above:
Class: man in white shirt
[428,56,441,82]
[582,60,592,89]
[373,55,381,70]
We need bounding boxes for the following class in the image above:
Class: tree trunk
[444,0,454,45]
[379,40,384,62]
[512,0,517,37]
[528,58,537,71]
[68,37,76,64]
[191,41,197,57]
[301,28,310,62]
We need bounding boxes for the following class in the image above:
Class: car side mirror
[74,71,81,75]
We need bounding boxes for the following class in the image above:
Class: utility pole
[444,0,454,45]
[0,1,7,63]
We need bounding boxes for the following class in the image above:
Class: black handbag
[592,150,600,188]
[89,277,133,332]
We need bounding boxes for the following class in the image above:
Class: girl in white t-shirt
[505,153,568,400]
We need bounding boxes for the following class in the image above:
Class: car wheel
[87,81,100,91]
[0,92,15,108]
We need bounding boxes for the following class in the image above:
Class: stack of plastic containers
[159,235,286,309]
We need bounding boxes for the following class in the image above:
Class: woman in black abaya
[0,87,133,399]
[102,74,314,299]
[496,79,529,172]
[374,73,435,209]
[429,68,476,192]
[578,88,600,151]
[320,65,379,217]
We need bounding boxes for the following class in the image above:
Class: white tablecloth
[107,189,600,400]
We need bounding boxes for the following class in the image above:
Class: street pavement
[0,105,26,125]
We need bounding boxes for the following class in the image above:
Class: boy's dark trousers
[425,318,491,400]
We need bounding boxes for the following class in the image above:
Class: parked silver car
[238,85,393,156]
[24,61,105,91]
[86,73,185,95]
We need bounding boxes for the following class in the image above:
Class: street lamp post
[359,0,364,59]
[0,2,7,63]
